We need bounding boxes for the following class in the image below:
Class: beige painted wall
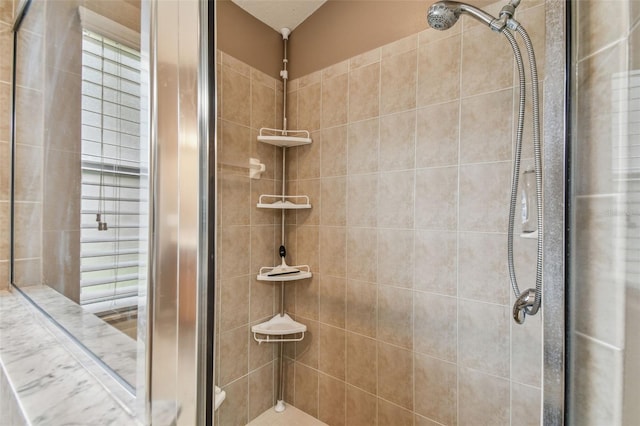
[289,0,428,78]
[216,0,282,78]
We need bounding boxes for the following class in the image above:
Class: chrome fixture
[427,0,543,324]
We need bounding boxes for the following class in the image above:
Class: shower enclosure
[214,0,545,424]
[4,0,639,424]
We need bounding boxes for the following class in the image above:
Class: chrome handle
[513,288,537,324]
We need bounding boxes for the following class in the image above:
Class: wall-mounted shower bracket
[249,158,266,179]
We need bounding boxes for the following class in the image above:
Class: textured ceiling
[231,0,328,32]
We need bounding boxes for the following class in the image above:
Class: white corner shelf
[257,128,312,147]
[257,194,311,210]
[257,264,312,282]
[252,314,307,344]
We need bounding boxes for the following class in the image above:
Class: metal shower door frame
[542,0,568,424]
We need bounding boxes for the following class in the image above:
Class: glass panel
[568,0,640,423]
[12,0,146,390]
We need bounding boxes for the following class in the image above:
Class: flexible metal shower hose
[503,25,543,322]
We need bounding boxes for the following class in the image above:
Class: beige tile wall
[0,0,12,291]
[279,2,545,425]
[215,51,282,425]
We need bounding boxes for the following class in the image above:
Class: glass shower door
[567,0,640,424]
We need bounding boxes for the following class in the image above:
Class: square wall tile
[322,73,348,128]
[319,275,346,328]
[378,399,413,426]
[319,373,346,426]
[460,89,513,164]
[346,279,377,337]
[296,179,321,225]
[414,353,457,425]
[219,377,248,426]
[346,385,377,426]
[379,110,416,172]
[458,367,510,426]
[415,166,458,231]
[380,49,417,115]
[459,161,511,233]
[295,363,319,418]
[321,125,347,177]
[296,318,319,369]
[377,342,413,410]
[459,300,510,378]
[321,177,347,226]
[414,230,457,295]
[347,174,378,227]
[219,173,250,226]
[221,67,250,126]
[349,62,380,122]
[219,326,249,385]
[414,292,457,362]
[378,284,413,349]
[377,170,414,229]
[346,332,377,394]
[297,134,322,180]
[417,34,461,107]
[347,227,377,283]
[348,118,379,175]
[416,101,459,168]
[461,25,513,97]
[511,384,542,426]
[251,80,276,130]
[219,275,250,332]
[458,231,510,305]
[377,228,414,288]
[319,324,346,380]
[249,363,274,421]
[319,227,347,277]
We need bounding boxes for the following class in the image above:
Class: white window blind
[80,30,146,312]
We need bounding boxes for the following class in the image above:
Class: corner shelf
[257,128,312,147]
[252,314,307,344]
[257,264,312,282]
[257,194,311,209]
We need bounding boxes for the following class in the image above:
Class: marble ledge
[0,290,141,426]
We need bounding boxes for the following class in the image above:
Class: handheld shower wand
[426,0,544,325]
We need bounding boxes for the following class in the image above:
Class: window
[80,30,145,314]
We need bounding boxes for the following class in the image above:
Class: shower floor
[247,405,328,426]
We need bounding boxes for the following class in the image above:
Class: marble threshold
[0,289,154,425]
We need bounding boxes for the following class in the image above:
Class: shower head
[427,1,497,31]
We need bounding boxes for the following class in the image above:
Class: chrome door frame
[144,0,213,424]
[542,0,567,424]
